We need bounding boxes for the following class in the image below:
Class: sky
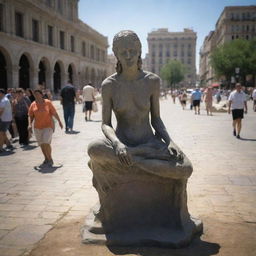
[78,0,256,72]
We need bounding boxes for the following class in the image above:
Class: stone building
[0,0,108,93]
[147,28,197,87]
[106,54,116,77]
[199,5,256,86]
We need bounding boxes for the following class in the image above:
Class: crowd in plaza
[167,84,256,138]
[0,81,255,165]
[0,81,98,168]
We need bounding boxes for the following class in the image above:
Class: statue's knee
[87,140,102,158]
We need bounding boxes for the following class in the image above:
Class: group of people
[171,83,255,139]
[0,80,99,167]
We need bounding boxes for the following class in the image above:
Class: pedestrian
[252,87,256,112]
[60,80,77,133]
[5,88,16,140]
[228,83,248,139]
[204,86,213,116]
[25,88,35,102]
[0,89,13,153]
[13,88,31,146]
[28,89,63,167]
[191,87,202,115]
[82,82,95,121]
[179,91,187,110]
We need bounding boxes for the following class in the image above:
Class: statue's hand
[113,141,133,166]
[168,141,184,162]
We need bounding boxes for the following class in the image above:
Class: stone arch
[67,63,77,85]
[53,60,65,93]
[38,57,51,89]
[91,68,96,86]
[85,67,89,84]
[19,53,34,89]
[0,47,12,90]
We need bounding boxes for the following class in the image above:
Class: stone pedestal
[82,161,203,248]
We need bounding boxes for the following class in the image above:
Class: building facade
[199,5,256,86]
[147,28,197,87]
[0,0,108,93]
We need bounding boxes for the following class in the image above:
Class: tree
[160,60,186,88]
[210,39,256,86]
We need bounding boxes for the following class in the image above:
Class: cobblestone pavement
[0,98,255,256]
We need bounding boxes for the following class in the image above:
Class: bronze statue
[82,30,202,247]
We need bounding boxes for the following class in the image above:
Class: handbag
[92,101,98,112]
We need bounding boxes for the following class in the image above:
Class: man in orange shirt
[28,90,63,167]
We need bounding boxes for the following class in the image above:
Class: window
[57,0,63,14]
[102,50,105,62]
[70,36,75,52]
[232,35,234,40]
[187,59,191,64]
[158,51,162,57]
[32,19,39,42]
[0,4,3,32]
[246,35,249,40]
[166,51,170,57]
[82,42,86,57]
[90,45,94,59]
[60,31,65,49]
[46,0,51,7]
[15,12,24,37]
[48,25,53,46]
[96,48,100,61]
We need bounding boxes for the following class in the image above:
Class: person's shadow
[108,237,220,256]
[65,130,80,135]
[34,164,63,173]
[239,137,256,141]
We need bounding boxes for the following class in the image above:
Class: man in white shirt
[82,82,95,121]
[0,89,13,152]
[252,87,256,112]
[228,83,247,139]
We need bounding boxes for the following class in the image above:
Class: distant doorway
[54,62,61,93]
[38,61,46,85]
[19,54,30,89]
[68,64,73,83]
[0,51,7,90]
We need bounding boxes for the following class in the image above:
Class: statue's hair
[112,30,142,74]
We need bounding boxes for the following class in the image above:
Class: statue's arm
[150,78,171,146]
[101,81,132,166]
[150,77,184,160]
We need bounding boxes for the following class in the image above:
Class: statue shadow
[34,164,63,174]
[108,237,220,256]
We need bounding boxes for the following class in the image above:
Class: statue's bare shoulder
[143,71,161,91]
[101,73,118,95]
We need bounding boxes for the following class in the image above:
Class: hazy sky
[78,0,256,71]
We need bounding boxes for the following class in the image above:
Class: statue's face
[116,40,140,69]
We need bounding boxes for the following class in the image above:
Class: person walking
[60,80,76,133]
[28,89,63,167]
[204,86,213,116]
[13,88,31,146]
[179,91,187,110]
[191,88,202,115]
[252,87,256,112]
[0,89,13,153]
[228,83,248,139]
[82,82,95,121]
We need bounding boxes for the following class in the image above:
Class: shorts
[193,100,200,107]
[0,120,11,132]
[181,100,186,105]
[232,109,244,120]
[83,101,93,112]
[205,101,212,108]
[34,128,53,145]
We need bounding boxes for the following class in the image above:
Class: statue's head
[112,30,142,74]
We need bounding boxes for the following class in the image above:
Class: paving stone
[0,225,52,246]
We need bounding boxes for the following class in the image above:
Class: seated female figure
[88,30,192,180]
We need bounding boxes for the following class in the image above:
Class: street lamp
[235,67,240,83]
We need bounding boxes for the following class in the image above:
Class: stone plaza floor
[0,97,255,256]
